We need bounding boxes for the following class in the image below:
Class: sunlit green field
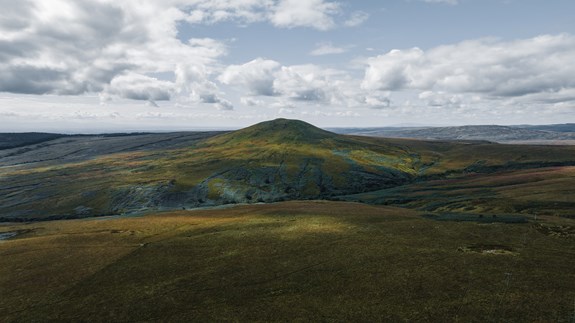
[1,201,574,322]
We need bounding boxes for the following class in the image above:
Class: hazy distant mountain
[514,123,575,133]
[335,124,575,143]
[0,133,66,150]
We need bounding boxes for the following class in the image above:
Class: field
[1,201,574,322]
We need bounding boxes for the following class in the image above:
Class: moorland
[1,118,574,321]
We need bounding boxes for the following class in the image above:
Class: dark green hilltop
[1,118,575,221]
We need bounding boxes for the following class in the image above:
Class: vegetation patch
[423,213,528,223]
[458,244,517,255]
[535,224,575,238]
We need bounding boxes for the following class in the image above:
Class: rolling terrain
[1,119,575,322]
[1,201,574,322]
[1,118,575,221]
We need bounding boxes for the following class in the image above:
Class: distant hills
[1,119,575,221]
[331,124,575,144]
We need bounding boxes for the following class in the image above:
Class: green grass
[1,201,574,322]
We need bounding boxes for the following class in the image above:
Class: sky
[1,0,575,132]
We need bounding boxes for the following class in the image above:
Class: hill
[339,125,575,144]
[516,123,575,133]
[1,119,575,221]
[0,133,67,150]
[0,132,222,169]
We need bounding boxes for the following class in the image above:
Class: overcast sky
[1,0,574,132]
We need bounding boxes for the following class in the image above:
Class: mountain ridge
[337,124,575,143]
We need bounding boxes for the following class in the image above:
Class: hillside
[0,133,67,150]
[1,119,575,221]
[0,131,222,169]
[2,201,574,321]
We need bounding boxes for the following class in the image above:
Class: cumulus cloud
[362,34,575,103]
[105,73,175,104]
[241,97,265,107]
[220,58,390,111]
[271,0,340,30]
[363,93,392,109]
[221,59,356,105]
[219,58,281,96]
[0,0,229,106]
[310,42,349,56]
[176,63,234,110]
[184,0,341,30]
[0,0,354,116]
[418,91,463,108]
[274,65,331,101]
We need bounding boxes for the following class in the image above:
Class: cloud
[273,65,332,101]
[176,63,234,110]
[184,0,341,30]
[0,0,231,106]
[363,93,392,109]
[310,42,349,56]
[105,73,175,104]
[220,58,388,109]
[418,91,463,108]
[362,34,575,103]
[241,97,265,107]
[344,11,369,27]
[222,60,352,104]
[219,58,281,96]
[271,0,340,30]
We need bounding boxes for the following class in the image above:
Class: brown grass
[1,201,574,322]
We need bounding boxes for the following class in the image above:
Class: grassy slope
[343,166,575,218]
[1,119,574,220]
[1,201,574,322]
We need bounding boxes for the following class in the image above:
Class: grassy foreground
[1,201,574,322]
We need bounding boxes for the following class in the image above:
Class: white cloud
[176,63,234,110]
[418,91,463,108]
[183,0,341,30]
[271,0,340,30]
[219,58,281,96]
[0,0,231,107]
[309,42,349,56]
[273,65,332,102]
[344,11,369,27]
[362,34,575,104]
[363,93,392,109]
[241,97,265,107]
[220,58,388,110]
[105,73,175,104]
